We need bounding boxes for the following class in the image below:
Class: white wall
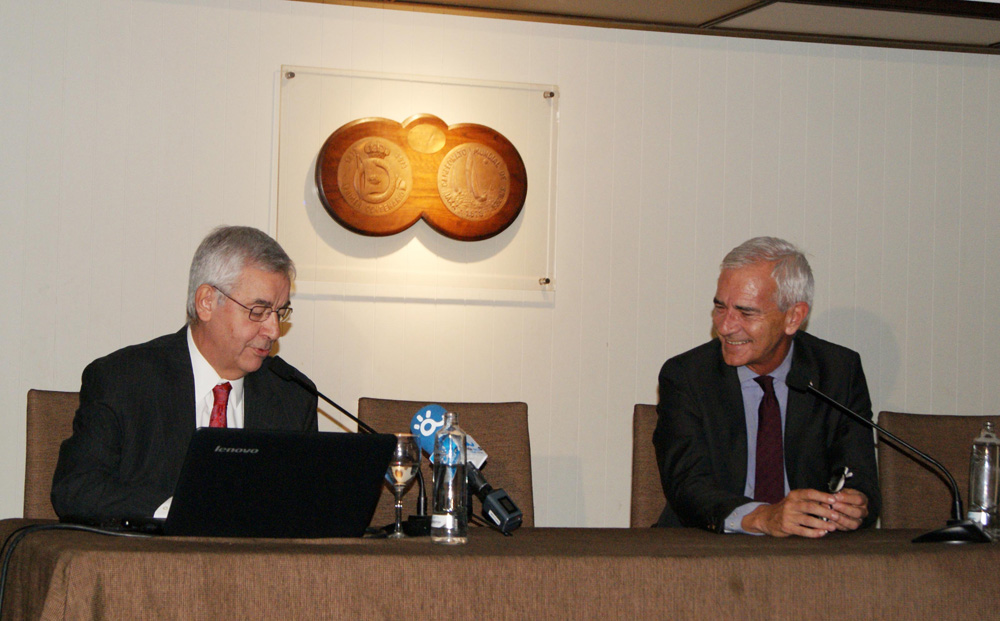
[2,0,998,525]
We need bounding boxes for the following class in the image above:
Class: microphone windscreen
[785,375,810,393]
[267,356,318,395]
[269,355,295,381]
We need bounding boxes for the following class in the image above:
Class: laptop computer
[88,429,395,538]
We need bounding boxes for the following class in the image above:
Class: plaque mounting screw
[539,277,551,285]
[285,71,296,79]
[543,91,555,99]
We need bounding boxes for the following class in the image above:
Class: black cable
[0,523,154,619]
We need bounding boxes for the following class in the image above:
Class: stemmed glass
[385,433,420,538]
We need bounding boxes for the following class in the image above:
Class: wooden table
[2,519,997,619]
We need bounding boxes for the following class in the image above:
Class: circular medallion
[336,137,412,216]
[436,143,510,221]
[407,123,446,154]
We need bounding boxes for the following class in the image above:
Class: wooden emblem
[316,114,527,241]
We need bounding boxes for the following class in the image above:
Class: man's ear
[784,302,809,335]
[194,284,218,322]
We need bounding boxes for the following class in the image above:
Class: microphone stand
[315,387,429,520]
[312,387,430,520]
[314,386,379,434]
[270,359,429,521]
[795,379,989,543]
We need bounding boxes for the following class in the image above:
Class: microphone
[786,375,989,543]
[269,356,428,519]
[467,463,523,534]
[409,405,523,533]
[269,356,378,435]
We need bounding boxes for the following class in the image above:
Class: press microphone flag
[410,405,521,533]
[410,405,488,468]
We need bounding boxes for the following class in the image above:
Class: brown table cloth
[2,519,998,619]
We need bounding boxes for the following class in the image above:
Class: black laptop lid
[163,428,395,538]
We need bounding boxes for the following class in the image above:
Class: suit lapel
[784,334,819,489]
[244,367,279,429]
[163,328,197,450]
[714,352,749,488]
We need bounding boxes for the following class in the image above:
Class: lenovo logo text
[214,446,259,454]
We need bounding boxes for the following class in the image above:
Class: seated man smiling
[653,236,880,536]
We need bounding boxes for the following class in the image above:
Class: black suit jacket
[652,331,881,532]
[51,328,318,519]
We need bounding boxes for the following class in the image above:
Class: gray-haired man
[53,226,317,520]
[653,237,880,536]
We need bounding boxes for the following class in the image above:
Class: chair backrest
[24,389,79,519]
[631,404,664,527]
[357,398,534,529]
[877,411,1000,529]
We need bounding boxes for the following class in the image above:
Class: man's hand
[741,488,867,537]
[829,488,868,531]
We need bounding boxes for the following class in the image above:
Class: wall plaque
[316,114,527,241]
[276,66,558,294]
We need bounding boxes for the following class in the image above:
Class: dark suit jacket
[51,328,318,519]
[652,331,881,532]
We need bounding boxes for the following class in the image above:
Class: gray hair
[720,236,814,312]
[186,226,295,324]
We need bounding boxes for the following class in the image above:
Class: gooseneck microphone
[269,356,378,434]
[786,375,989,544]
[269,356,428,518]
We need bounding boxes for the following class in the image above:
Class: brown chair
[24,389,79,519]
[631,404,664,527]
[357,398,534,529]
[877,411,1000,529]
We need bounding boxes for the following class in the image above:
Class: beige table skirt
[2,519,997,619]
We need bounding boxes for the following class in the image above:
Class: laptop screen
[162,428,395,538]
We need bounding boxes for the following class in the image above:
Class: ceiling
[296,1,1000,54]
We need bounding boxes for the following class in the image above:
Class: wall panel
[957,57,990,418]
[879,49,914,412]
[634,36,672,409]
[775,46,809,247]
[984,63,1000,414]
[854,48,888,400]
[932,56,965,415]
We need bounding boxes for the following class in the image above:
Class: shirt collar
[737,340,795,385]
[187,326,244,415]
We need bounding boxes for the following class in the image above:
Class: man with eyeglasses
[52,226,318,520]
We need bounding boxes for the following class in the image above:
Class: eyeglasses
[212,286,293,323]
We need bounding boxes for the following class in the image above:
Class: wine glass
[385,433,420,538]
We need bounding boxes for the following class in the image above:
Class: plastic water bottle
[967,420,1000,536]
[431,411,468,545]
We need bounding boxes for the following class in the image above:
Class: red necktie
[753,375,784,504]
[210,382,231,428]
